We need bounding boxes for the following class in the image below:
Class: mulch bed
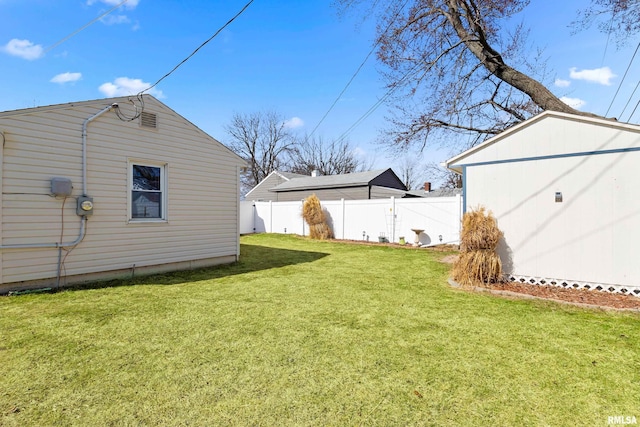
[486,281,640,310]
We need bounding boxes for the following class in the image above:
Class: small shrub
[302,194,334,240]
[452,206,503,286]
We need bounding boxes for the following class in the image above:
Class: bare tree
[288,135,368,176]
[335,0,604,154]
[397,155,426,190]
[425,162,463,189]
[224,111,295,192]
[574,0,640,44]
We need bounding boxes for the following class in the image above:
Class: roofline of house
[269,168,395,192]
[443,110,640,174]
[0,94,247,166]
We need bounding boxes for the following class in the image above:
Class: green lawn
[1,234,638,426]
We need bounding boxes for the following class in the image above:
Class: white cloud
[2,38,44,60]
[87,0,139,9]
[554,78,571,88]
[50,72,82,84]
[569,67,616,85]
[101,14,130,25]
[283,117,304,129]
[560,96,586,109]
[352,146,367,158]
[98,77,164,98]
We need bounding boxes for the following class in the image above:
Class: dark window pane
[132,191,161,218]
[133,165,161,191]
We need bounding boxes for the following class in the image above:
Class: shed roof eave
[442,110,640,170]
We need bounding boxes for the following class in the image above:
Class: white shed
[0,95,246,293]
[445,111,640,296]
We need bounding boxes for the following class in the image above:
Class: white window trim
[127,159,168,223]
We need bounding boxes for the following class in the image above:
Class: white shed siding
[0,96,244,289]
[452,114,640,166]
[450,111,640,292]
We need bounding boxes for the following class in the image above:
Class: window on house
[130,162,167,221]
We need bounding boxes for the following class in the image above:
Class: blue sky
[1,0,639,185]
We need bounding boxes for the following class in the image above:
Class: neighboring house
[244,170,307,201]
[0,95,246,293]
[445,110,640,296]
[265,168,408,201]
[405,182,463,198]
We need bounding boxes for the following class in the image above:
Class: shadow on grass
[53,243,329,294]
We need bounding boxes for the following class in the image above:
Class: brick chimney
[424,182,431,192]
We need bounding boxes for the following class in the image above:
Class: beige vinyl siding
[0,96,244,288]
[246,173,290,201]
[369,185,408,199]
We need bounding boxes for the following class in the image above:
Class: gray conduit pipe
[0,104,114,250]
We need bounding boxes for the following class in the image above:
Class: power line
[43,0,129,55]
[335,62,423,144]
[627,98,640,123]
[605,41,640,117]
[139,0,255,96]
[599,8,616,67]
[306,47,376,139]
[620,79,640,121]
[307,0,410,140]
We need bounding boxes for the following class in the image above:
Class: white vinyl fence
[240,195,463,246]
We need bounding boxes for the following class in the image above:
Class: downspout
[0,104,114,251]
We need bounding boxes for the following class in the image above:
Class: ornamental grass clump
[302,194,334,240]
[452,206,503,287]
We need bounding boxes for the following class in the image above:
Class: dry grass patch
[302,194,333,240]
[452,206,503,286]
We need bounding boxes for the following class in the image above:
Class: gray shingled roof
[278,171,308,180]
[405,187,462,198]
[270,169,392,192]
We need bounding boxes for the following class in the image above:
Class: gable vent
[140,112,157,129]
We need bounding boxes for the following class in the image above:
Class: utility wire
[627,98,640,123]
[307,0,410,140]
[605,41,640,117]
[306,47,376,139]
[599,9,615,67]
[620,79,640,120]
[43,0,129,55]
[335,62,423,144]
[139,0,255,96]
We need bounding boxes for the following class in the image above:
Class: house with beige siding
[0,95,246,293]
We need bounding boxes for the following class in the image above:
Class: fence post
[269,200,273,233]
[391,196,396,243]
[301,199,305,236]
[252,202,256,233]
[341,198,345,239]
